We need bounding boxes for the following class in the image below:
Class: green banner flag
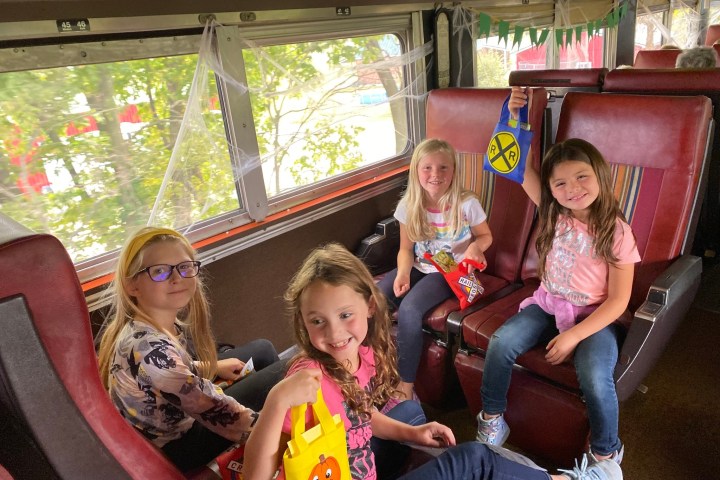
[566,28,573,47]
[478,13,492,40]
[620,2,628,21]
[607,11,617,28]
[576,25,584,44]
[498,20,510,45]
[596,19,604,32]
[538,29,550,45]
[513,25,525,48]
[555,28,564,49]
[529,27,538,46]
[587,21,595,39]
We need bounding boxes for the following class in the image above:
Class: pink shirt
[540,215,640,307]
[281,345,377,480]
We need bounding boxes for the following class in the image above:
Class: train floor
[425,260,720,480]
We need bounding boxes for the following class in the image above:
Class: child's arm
[371,411,456,447]
[462,221,492,274]
[393,223,414,297]
[243,368,322,480]
[508,86,541,206]
[545,263,634,365]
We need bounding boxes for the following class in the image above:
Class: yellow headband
[123,228,184,274]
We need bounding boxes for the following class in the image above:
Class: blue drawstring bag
[483,95,533,184]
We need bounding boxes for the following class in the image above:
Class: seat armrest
[446,283,522,341]
[357,217,399,276]
[614,255,702,401]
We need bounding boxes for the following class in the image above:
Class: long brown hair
[285,243,400,419]
[536,138,626,280]
[97,227,216,389]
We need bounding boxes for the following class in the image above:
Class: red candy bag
[423,251,485,309]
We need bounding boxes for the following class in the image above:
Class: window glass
[476,34,537,87]
[636,12,666,49]
[0,55,235,262]
[241,34,407,198]
[671,5,700,47]
[558,30,605,69]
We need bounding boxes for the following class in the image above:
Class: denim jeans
[398,443,551,480]
[372,400,427,480]
[378,267,453,382]
[481,304,622,456]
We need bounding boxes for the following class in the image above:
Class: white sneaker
[475,411,510,446]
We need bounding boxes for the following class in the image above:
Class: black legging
[161,339,286,472]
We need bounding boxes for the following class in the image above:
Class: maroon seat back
[705,24,720,45]
[455,92,712,466]
[603,68,720,258]
[0,215,183,479]
[426,87,547,284]
[633,49,681,68]
[509,68,607,143]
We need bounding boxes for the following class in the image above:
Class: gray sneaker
[559,455,623,480]
[475,411,510,446]
[588,444,624,466]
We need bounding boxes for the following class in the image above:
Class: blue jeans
[372,400,427,480]
[398,443,551,480]
[481,304,622,456]
[378,267,453,382]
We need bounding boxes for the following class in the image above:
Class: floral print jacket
[109,320,257,447]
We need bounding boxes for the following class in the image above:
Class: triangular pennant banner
[607,11,617,28]
[575,25,584,44]
[566,28,573,47]
[596,19,604,32]
[498,21,510,45]
[555,28,564,49]
[513,25,525,48]
[620,2,628,20]
[587,22,595,38]
[478,13,492,40]
[538,29,550,45]
[529,27,538,46]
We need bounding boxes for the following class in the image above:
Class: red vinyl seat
[411,87,547,407]
[705,24,720,45]
[509,68,607,143]
[633,49,681,68]
[454,92,712,465]
[0,215,188,479]
[603,67,720,263]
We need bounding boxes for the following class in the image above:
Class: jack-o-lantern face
[309,454,341,480]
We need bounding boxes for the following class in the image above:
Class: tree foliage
[0,32,403,263]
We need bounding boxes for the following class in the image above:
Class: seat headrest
[604,68,720,93]
[705,24,720,46]
[0,214,34,246]
[633,49,681,68]
[509,68,608,87]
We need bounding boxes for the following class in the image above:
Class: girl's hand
[411,422,456,448]
[462,243,487,275]
[509,86,528,120]
[393,272,411,298]
[273,368,323,409]
[217,358,246,381]
[545,330,581,365]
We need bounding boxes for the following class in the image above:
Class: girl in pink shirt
[478,87,640,466]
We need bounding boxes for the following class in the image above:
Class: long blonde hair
[285,243,400,419]
[402,138,475,241]
[536,138,627,280]
[97,227,216,389]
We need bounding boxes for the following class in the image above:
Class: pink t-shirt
[281,345,377,480]
[541,215,640,306]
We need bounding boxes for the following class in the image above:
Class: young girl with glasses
[97,227,318,472]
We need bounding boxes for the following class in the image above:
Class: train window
[238,34,407,199]
[0,50,235,265]
[477,34,538,86]
[635,10,667,49]
[1,17,417,283]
